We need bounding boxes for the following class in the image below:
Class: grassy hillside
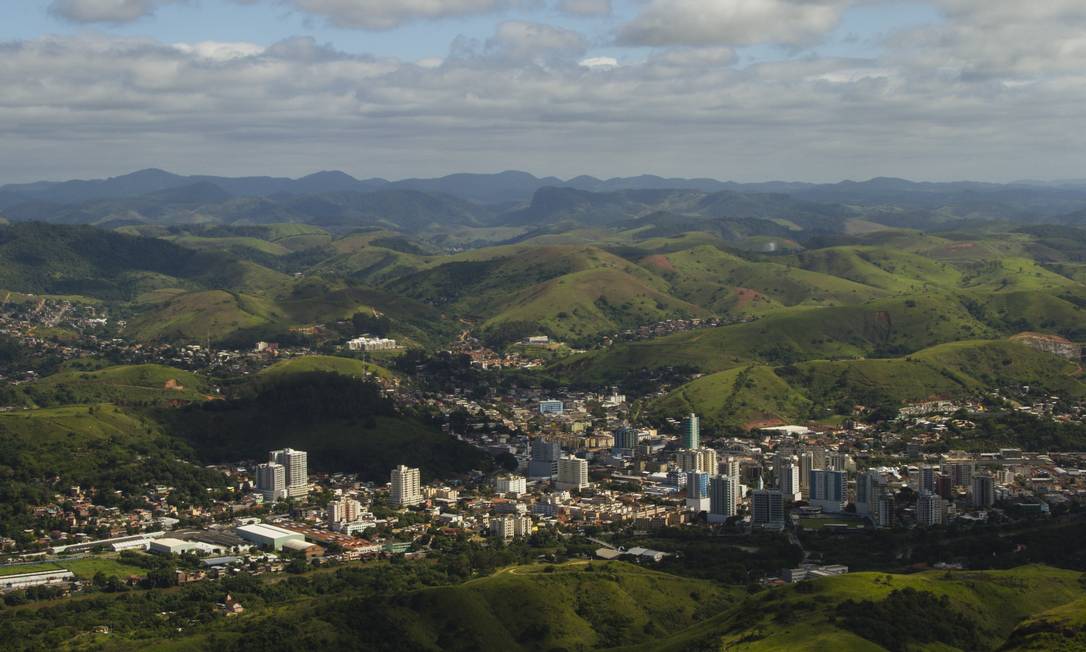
[126,290,285,342]
[258,355,393,380]
[159,372,488,481]
[650,340,1086,427]
[26,363,213,406]
[632,565,1086,652]
[561,294,993,383]
[0,404,223,537]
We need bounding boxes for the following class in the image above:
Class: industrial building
[235,523,308,551]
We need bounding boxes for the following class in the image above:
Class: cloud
[48,0,182,23]
[557,0,610,17]
[617,0,855,47]
[5,5,1086,183]
[285,0,513,30]
[485,21,587,63]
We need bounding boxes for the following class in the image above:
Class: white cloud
[557,0,610,17]
[579,56,618,69]
[485,21,587,63]
[48,0,182,23]
[6,5,1086,182]
[617,0,855,47]
[286,0,513,30]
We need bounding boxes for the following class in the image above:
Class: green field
[258,355,394,380]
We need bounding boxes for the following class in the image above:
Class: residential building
[346,336,398,351]
[255,462,287,503]
[944,461,974,487]
[685,470,711,512]
[779,463,802,502]
[916,491,945,527]
[495,474,528,497]
[971,474,995,509]
[390,465,422,507]
[855,469,881,517]
[269,448,308,499]
[918,465,937,494]
[876,491,896,528]
[557,456,589,491]
[681,413,700,449]
[539,400,564,415]
[675,447,717,474]
[708,475,738,524]
[808,469,847,513]
[613,426,639,452]
[751,489,785,527]
[328,497,362,525]
[528,439,561,478]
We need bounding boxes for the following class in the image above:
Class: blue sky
[1,1,1083,183]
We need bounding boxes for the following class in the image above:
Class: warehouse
[1,569,75,592]
[235,523,305,551]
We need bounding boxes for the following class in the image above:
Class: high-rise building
[876,491,896,528]
[256,462,286,502]
[708,475,738,524]
[720,456,740,482]
[855,469,881,516]
[779,463,802,502]
[675,447,717,474]
[390,465,422,507]
[327,497,362,524]
[971,474,995,509]
[798,452,815,497]
[808,469,847,513]
[827,452,850,472]
[917,465,937,494]
[935,473,954,499]
[528,440,561,478]
[751,489,785,527]
[269,448,308,498]
[495,474,528,496]
[685,470,711,512]
[916,491,944,527]
[613,426,639,452]
[556,456,589,491]
[943,461,974,487]
[681,413,700,449]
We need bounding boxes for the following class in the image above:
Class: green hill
[561,294,992,383]
[0,404,223,538]
[650,339,1086,427]
[126,289,285,342]
[259,355,393,380]
[158,372,488,481]
[26,363,212,406]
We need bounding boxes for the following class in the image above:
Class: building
[1,569,75,593]
[613,426,639,452]
[779,462,802,502]
[495,474,528,497]
[539,400,565,415]
[675,447,717,474]
[799,452,815,497]
[681,413,700,449]
[269,448,308,499]
[557,456,589,491]
[943,461,974,487]
[708,475,738,524]
[685,470,711,512]
[490,515,532,540]
[390,465,423,507]
[720,456,740,482]
[971,474,995,509]
[255,462,287,502]
[528,439,561,478]
[808,469,847,513]
[855,469,881,517]
[235,523,306,551]
[327,497,362,525]
[876,491,896,528]
[917,465,937,494]
[751,489,785,527]
[346,336,398,351]
[916,491,945,527]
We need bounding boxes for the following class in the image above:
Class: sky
[1,0,1084,183]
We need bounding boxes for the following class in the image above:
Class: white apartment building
[556,456,589,491]
[256,462,287,502]
[269,448,309,499]
[495,474,528,496]
[391,465,423,507]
